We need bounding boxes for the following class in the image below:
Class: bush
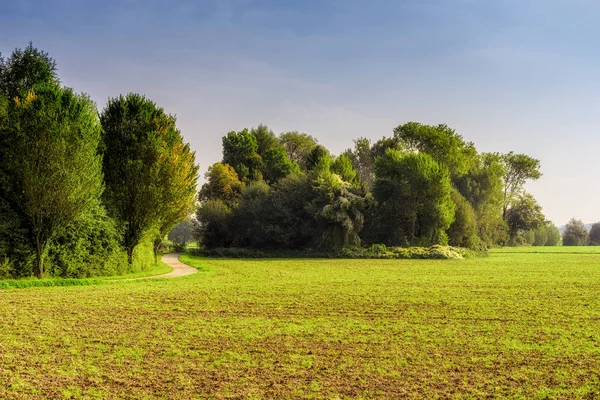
[190,244,484,260]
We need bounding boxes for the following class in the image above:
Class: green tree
[373,150,454,246]
[505,193,545,244]
[168,219,196,251]
[454,153,506,246]
[251,124,279,155]
[195,200,233,248]
[501,152,541,219]
[545,223,561,246]
[100,93,182,264]
[393,122,477,177]
[447,188,479,249]
[152,128,198,260]
[0,84,104,277]
[222,129,263,182]
[279,131,318,169]
[562,218,589,246]
[588,222,600,246]
[262,146,299,184]
[331,154,358,183]
[0,42,58,98]
[305,145,331,170]
[199,163,244,207]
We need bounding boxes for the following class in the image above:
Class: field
[1,249,599,399]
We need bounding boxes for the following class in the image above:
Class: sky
[1,0,599,225]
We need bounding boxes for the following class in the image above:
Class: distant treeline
[0,43,198,279]
[194,122,560,251]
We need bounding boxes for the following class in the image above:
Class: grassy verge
[0,257,173,289]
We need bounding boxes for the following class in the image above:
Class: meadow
[1,248,599,399]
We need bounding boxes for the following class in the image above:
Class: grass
[0,248,599,398]
[0,258,172,289]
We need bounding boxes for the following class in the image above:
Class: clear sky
[2,0,599,225]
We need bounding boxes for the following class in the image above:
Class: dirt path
[146,253,197,279]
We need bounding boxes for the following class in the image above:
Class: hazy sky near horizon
[2,0,599,225]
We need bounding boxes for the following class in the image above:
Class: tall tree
[100,93,183,264]
[501,152,541,219]
[373,150,454,246]
[0,84,104,277]
[152,129,198,260]
[251,124,279,156]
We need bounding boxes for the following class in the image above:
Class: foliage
[501,152,542,219]
[588,222,600,246]
[331,154,358,184]
[200,163,244,207]
[279,131,318,169]
[447,188,479,249]
[222,128,263,182]
[196,199,233,248]
[168,219,196,251]
[505,193,545,244]
[0,84,104,277]
[562,218,589,246]
[0,42,58,98]
[373,150,454,246]
[393,122,477,177]
[100,93,187,264]
[262,146,299,184]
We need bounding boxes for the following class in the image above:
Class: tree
[505,193,545,244]
[279,131,318,169]
[168,219,196,251]
[0,84,104,277]
[331,154,358,183]
[152,129,198,260]
[0,42,58,98]
[373,150,454,246]
[393,122,477,177]
[501,152,541,219]
[545,223,561,246]
[307,160,365,247]
[562,218,588,246]
[100,93,182,264]
[588,222,600,246]
[199,163,244,207]
[222,129,263,182]
[195,200,233,248]
[262,146,299,184]
[305,145,331,171]
[447,188,479,249]
[454,153,506,246]
[345,138,375,189]
[251,124,279,156]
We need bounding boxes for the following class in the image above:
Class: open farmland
[1,249,600,399]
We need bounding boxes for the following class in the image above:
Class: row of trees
[562,219,600,246]
[0,44,198,278]
[196,122,560,250]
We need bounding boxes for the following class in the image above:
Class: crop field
[1,249,600,399]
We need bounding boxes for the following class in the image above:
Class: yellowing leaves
[13,90,38,109]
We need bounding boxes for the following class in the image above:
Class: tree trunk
[127,246,134,265]
[35,234,44,279]
[153,239,161,264]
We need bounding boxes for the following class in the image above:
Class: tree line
[195,122,561,251]
[0,44,198,279]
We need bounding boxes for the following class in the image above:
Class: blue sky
[2,0,599,225]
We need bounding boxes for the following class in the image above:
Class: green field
[1,249,600,399]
